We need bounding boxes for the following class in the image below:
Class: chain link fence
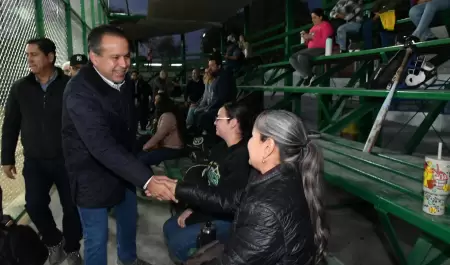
[0,0,108,218]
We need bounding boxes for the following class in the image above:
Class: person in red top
[289,8,333,85]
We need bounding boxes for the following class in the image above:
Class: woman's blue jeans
[163,216,232,262]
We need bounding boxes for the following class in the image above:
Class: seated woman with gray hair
[162,110,329,265]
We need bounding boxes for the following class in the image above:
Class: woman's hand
[303,33,313,40]
[142,141,153,151]
[177,208,193,228]
[373,12,380,21]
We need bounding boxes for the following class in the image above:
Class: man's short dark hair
[26,38,57,64]
[131,70,139,75]
[88,25,129,55]
[209,54,223,66]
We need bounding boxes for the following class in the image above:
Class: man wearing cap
[62,61,71,76]
[69,54,88,76]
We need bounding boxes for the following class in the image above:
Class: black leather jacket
[176,165,317,265]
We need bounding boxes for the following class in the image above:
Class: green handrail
[248,22,285,41]
[252,24,311,48]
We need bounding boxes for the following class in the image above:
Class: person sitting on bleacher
[289,8,333,86]
[190,68,214,131]
[163,102,253,263]
[138,92,185,167]
[408,0,450,42]
[191,55,237,136]
[362,0,400,49]
[329,0,363,53]
[163,110,329,265]
[238,35,251,59]
[150,70,173,103]
[224,34,244,73]
[185,69,205,129]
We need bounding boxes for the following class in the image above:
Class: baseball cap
[70,54,88,66]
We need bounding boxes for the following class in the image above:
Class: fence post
[181,34,186,85]
[91,0,96,27]
[243,6,250,36]
[81,0,88,54]
[34,0,45,37]
[284,0,293,86]
[97,0,102,25]
[135,41,139,72]
[65,1,73,57]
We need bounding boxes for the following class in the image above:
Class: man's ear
[48,52,55,64]
[88,51,98,65]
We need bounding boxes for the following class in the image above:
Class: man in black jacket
[130,70,151,132]
[1,38,82,265]
[61,25,176,265]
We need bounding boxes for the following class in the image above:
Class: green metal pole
[91,0,96,27]
[284,0,293,85]
[135,41,139,72]
[181,34,187,85]
[34,0,45,37]
[243,6,250,36]
[81,0,88,54]
[65,1,73,57]
[284,0,295,112]
[97,0,102,25]
[220,28,224,54]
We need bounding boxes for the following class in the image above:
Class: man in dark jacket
[61,25,176,265]
[130,70,151,131]
[193,55,236,135]
[184,69,204,128]
[1,38,82,265]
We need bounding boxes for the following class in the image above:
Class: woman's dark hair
[254,110,329,264]
[222,102,254,140]
[154,92,187,144]
[311,8,328,21]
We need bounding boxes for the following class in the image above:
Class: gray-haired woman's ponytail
[300,141,329,264]
[254,110,329,264]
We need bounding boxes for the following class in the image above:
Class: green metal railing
[0,0,108,219]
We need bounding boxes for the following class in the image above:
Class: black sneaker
[47,241,66,265]
[397,35,420,45]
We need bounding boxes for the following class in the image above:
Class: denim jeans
[163,216,232,262]
[410,0,450,40]
[362,19,396,49]
[78,189,138,265]
[138,147,184,167]
[186,106,197,128]
[336,21,362,50]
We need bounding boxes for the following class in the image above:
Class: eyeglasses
[215,116,230,121]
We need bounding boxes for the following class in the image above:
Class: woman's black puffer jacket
[175,165,317,265]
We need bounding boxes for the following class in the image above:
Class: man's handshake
[145,176,178,202]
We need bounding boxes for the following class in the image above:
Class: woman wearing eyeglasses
[163,102,254,263]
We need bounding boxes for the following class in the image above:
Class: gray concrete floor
[39,183,449,265]
[22,95,450,265]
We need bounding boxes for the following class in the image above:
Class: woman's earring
[262,158,266,163]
